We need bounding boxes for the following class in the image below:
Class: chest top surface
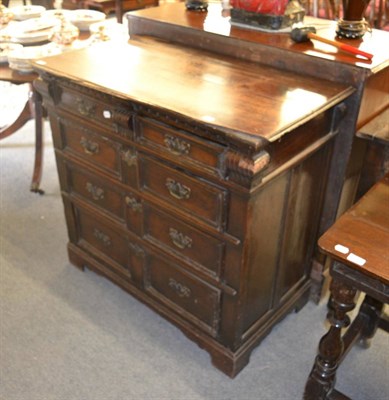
[33,38,352,151]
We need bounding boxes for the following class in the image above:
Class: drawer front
[144,205,223,276]
[66,163,125,222]
[59,118,123,178]
[139,155,226,228]
[59,87,133,134]
[145,254,221,336]
[136,117,225,175]
[75,207,133,280]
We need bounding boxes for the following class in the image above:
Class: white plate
[70,9,106,31]
[0,18,59,44]
[0,43,23,63]
[8,42,61,72]
[10,5,46,21]
[42,9,73,20]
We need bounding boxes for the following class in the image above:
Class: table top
[318,173,389,285]
[127,3,389,83]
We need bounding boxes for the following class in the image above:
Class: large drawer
[143,204,224,277]
[145,253,221,337]
[136,117,226,176]
[138,154,227,229]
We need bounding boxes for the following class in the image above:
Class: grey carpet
[0,83,388,400]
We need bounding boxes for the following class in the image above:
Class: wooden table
[0,65,44,193]
[304,174,389,399]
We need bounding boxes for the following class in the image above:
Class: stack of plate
[69,9,106,32]
[10,5,46,21]
[7,42,61,73]
[0,17,59,44]
[0,43,23,63]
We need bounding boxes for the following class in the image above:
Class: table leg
[304,278,358,400]
[0,83,44,194]
[30,88,44,194]
[0,96,33,139]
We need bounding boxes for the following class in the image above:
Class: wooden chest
[33,36,354,377]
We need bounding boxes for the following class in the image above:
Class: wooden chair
[304,174,389,399]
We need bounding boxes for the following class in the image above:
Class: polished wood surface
[33,28,355,376]
[318,174,389,284]
[32,39,352,148]
[127,3,389,74]
[305,174,389,399]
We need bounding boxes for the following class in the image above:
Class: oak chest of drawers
[33,38,354,376]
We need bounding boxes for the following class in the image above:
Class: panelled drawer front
[136,117,225,175]
[59,118,122,178]
[144,205,223,276]
[76,207,130,277]
[145,254,221,336]
[139,155,226,228]
[59,88,133,133]
[67,164,125,222]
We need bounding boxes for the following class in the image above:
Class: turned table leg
[304,278,358,400]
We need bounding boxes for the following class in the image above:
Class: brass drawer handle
[86,182,104,201]
[80,137,99,155]
[169,228,192,250]
[164,134,191,156]
[93,228,111,247]
[76,98,96,117]
[165,178,191,200]
[129,242,145,258]
[121,149,137,167]
[125,196,142,212]
[168,278,191,298]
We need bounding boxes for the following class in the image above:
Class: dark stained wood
[32,39,352,147]
[29,5,389,377]
[305,174,389,399]
[319,175,389,284]
[127,3,389,84]
[32,33,355,377]
[125,3,389,302]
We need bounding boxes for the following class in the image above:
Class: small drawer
[65,163,125,222]
[144,205,223,276]
[139,155,226,229]
[145,254,221,336]
[58,117,123,179]
[59,88,134,134]
[136,117,225,175]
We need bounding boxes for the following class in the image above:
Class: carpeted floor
[0,83,388,400]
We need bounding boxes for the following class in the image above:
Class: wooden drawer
[56,117,123,179]
[145,253,221,336]
[58,158,144,236]
[138,154,227,229]
[58,87,134,134]
[136,117,226,176]
[75,207,132,279]
[144,205,224,277]
[65,162,125,221]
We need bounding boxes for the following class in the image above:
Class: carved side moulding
[225,150,270,188]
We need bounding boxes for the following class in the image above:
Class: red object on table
[230,0,289,14]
